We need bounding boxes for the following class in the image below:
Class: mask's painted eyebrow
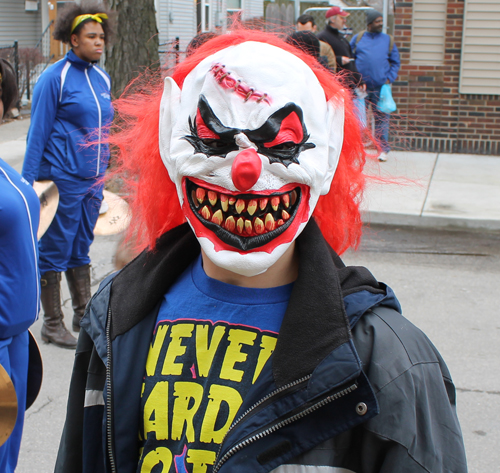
[245,103,308,145]
[197,95,240,140]
[197,95,309,145]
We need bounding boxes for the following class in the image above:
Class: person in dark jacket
[296,14,336,71]
[350,9,401,161]
[55,30,467,473]
[22,2,114,349]
[317,6,364,91]
[286,31,327,68]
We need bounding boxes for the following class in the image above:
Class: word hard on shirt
[138,255,292,473]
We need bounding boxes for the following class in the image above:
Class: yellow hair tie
[71,13,108,34]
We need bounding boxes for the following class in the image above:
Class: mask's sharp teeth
[192,190,200,208]
[259,198,269,210]
[196,187,206,204]
[247,199,257,216]
[211,209,223,225]
[277,218,284,227]
[271,196,280,211]
[208,191,218,206]
[225,215,236,232]
[229,196,237,206]
[235,199,246,214]
[265,213,275,231]
[244,219,253,235]
[282,210,290,221]
[254,217,265,234]
[282,193,290,208]
[237,217,244,234]
[200,205,212,220]
[291,190,298,205]
[220,194,229,212]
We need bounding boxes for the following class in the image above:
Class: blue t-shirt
[0,158,40,339]
[138,255,293,473]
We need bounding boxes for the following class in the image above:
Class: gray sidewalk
[1,116,500,231]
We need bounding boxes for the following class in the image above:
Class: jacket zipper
[105,306,117,473]
[213,382,358,473]
[216,374,311,462]
[84,67,102,177]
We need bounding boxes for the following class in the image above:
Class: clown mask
[159,41,344,277]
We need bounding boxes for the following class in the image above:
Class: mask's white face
[160,41,344,277]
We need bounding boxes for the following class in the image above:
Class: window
[410,0,447,65]
[201,0,212,32]
[459,0,500,95]
[227,0,243,26]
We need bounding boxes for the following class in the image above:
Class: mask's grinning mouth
[185,179,302,251]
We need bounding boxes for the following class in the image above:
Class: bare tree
[105,0,160,97]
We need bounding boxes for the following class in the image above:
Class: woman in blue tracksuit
[22,3,114,348]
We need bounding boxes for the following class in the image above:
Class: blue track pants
[38,177,103,274]
[0,331,29,473]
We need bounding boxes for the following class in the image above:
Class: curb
[363,211,500,232]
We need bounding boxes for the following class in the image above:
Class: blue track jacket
[22,50,113,185]
[0,158,40,339]
[350,32,400,90]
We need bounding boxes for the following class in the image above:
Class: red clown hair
[110,29,368,255]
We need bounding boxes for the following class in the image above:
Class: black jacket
[317,25,363,89]
[55,221,467,473]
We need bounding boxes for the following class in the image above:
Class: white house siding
[0,1,42,48]
[242,0,263,21]
[459,0,500,95]
[157,0,197,53]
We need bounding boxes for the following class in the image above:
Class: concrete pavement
[1,116,500,230]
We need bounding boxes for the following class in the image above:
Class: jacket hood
[83,219,397,384]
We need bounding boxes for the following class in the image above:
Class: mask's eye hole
[202,138,233,149]
[269,142,296,151]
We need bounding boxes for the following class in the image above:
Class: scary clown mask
[159,41,344,277]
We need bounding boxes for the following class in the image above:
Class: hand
[342,56,352,65]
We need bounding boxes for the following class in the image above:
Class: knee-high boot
[40,271,77,349]
[65,264,91,332]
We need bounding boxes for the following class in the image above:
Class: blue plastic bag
[353,96,367,128]
[377,84,397,114]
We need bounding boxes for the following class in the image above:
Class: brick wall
[391,0,500,155]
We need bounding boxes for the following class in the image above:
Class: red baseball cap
[325,6,350,19]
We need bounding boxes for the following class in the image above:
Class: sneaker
[378,152,388,162]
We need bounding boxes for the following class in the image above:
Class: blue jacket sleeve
[386,43,400,84]
[349,34,358,58]
[22,71,60,185]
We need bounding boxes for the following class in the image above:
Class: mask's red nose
[231,148,262,191]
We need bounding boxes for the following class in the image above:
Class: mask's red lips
[182,178,310,252]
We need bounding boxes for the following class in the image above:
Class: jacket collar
[66,49,95,69]
[325,24,341,36]
[109,221,384,385]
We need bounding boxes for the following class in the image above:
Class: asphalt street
[14,224,500,473]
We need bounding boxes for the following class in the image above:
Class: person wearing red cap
[317,6,364,91]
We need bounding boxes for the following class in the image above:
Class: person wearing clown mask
[55,31,466,473]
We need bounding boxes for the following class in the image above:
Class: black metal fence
[0,20,54,106]
[159,37,187,73]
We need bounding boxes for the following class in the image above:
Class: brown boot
[40,271,77,349]
[65,264,92,332]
